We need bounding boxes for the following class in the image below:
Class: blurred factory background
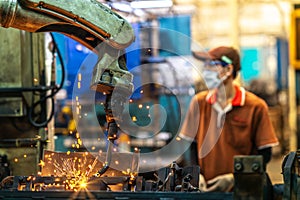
[0,0,300,188]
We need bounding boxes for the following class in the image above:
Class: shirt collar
[206,84,246,106]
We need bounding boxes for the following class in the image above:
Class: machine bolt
[234,162,243,171]
[252,163,260,172]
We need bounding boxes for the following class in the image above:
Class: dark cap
[193,46,241,76]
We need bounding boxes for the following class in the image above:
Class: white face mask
[202,70,229,90]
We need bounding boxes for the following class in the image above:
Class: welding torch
[91,45,133,176]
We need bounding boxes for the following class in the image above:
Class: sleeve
[179,95,201,142]
[254,101,279,150]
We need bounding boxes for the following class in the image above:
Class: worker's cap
[193,46,241,73]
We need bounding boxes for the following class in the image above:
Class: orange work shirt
[179,85,279,181]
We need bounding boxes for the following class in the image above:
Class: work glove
[198,174,207,192]
[205,173,234,192]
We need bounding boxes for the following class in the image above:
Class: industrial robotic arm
[0,0,134,92]
[0,0,134,49]
[0,0,135,175]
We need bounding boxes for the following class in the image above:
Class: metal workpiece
[234,155,264,174]
[0,0,135,50]
[233,155,273,200]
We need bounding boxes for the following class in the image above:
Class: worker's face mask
[202,70,223,89]
[202,60,230,90]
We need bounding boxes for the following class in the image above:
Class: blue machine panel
[158,15,191,57]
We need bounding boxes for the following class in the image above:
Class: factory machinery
[0,0,297,199]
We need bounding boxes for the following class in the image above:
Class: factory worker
[179,46,279,192]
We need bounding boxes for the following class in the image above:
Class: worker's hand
[198,174,207,192]
[205,173,234,192]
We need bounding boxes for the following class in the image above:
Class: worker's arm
[257,147,272,169]
[253,101,278,166]
[177,95,201,166]
[177,140,198,167]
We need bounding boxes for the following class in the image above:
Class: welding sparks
[39,160,45,167]
[40,151,139,192]
[42,153,100,191]
[79,181,87,188]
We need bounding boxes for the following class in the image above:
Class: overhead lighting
[110,2,133,13]
[130,0,173,9]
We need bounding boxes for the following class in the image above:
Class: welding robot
[0,0,134,175]
[0,0,285,199]
[0,0,137,192]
